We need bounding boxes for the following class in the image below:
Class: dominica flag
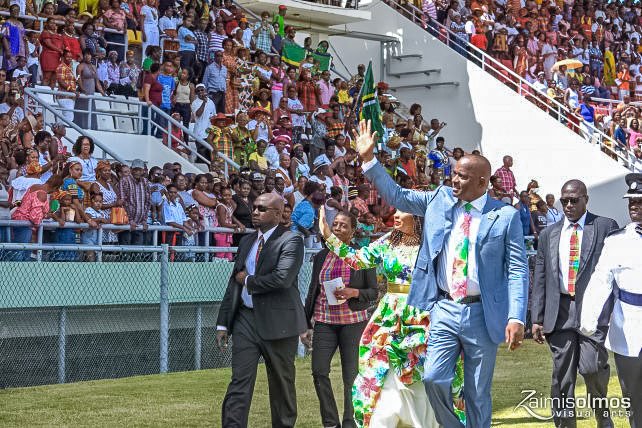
[281,43,332,71]
[359,61,384,140]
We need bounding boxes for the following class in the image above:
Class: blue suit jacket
[365,162,529,344]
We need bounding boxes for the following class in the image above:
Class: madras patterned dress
[325,233,465,428]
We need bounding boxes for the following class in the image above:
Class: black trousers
[179,50,196,72]
[312,320,367,428]
[614,351,642,428]
[546,324,613,428]
[222,307,299,428]
[208,90,226,114]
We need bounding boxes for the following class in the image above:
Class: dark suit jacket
[531,212,618,334]
[216,225,307,341]
[303,248,378,329]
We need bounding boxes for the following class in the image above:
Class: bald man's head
[252,193,285,232]
[561,179,587,196]
[452,155,492,202]
[560,179,588,222]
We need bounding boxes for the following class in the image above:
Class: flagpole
[352,60,373,118]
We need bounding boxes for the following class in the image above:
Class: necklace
[399,234,421,246]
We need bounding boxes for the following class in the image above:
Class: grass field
[0,341,630,427]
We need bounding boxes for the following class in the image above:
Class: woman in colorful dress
[318,206,465,428]
[512,36,529,77]
[236,47,254,112]
[221,38,239,114]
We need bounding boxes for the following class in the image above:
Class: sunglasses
[253,205,277,213]
[560,197,582,205]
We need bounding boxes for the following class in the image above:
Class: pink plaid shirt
[313,252,369,325]
[493,166,517,196]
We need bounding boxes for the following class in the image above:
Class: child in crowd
[149,167,167,225]
[82,193,110,261]
[26,32,40,87]
[354,210,376,248]
[165,112,187,157]
[286,85,306,145]
[51,191,81,261]
[183,205,203,261]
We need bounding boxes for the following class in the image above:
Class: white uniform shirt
[580,223,642,357]
[558,212,587,294]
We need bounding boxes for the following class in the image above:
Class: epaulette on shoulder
[606,227,626,238]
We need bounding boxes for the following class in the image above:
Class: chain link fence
[0,232,532,389]
[0,242,317,388]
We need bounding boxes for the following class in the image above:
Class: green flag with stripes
[359,62,384,140]
[281,43,332,71]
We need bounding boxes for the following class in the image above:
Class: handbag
[111,207,129,225]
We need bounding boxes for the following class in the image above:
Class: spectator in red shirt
[350,184,370,217]
[143,63,164,137]
[296,69,318,113]
[399,143,417,180]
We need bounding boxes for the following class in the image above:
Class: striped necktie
[451,203,473,302]
[255,235,265,267]
[568,224,580,296]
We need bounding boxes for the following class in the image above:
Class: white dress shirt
[437,194,487,297]
[580,223,642,357]
[558,211,587,294]
[217,225,278,331]
[241,225,278,308]
[363,157,486,296]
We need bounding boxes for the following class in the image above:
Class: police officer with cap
[580,173,642,428]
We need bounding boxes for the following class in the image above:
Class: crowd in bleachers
[402,0,642,167]
[0,0,554,260]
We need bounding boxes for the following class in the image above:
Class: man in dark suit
[216,193,307,428]
[531,179,619,428]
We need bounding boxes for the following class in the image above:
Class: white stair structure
[26,88,234,175]
[328,1,631,225]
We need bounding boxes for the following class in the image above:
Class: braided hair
[388,215,423,247]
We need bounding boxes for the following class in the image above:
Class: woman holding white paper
[303,211,379,428]
[317,207,466,428]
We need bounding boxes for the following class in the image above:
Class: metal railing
[145,103,240,175]
[24,87,240,174]
[383,0,635,169]
[0,219,254,262]
[24,87,129,164]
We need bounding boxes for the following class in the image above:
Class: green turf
[0,340,630,427]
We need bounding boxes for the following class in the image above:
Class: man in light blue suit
[354,120,529,427]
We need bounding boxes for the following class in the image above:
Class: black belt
[240,303,253,311]
[438,289,481,304]
[561,293,576,301]
[619,289,642,306]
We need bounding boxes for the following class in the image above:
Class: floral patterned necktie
[568,224,580,296]
[451,203,473,302]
